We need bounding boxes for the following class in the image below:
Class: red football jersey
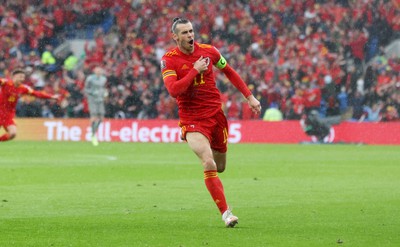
[0,79,32,121]
[0,79,51,122]
[161,42,224,121]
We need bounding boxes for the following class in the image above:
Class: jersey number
[8,96,16,102]
[193,73,205,86]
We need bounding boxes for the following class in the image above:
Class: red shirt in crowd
[291,90,305,115]
[348,33,368,60]
[303,86,322,109]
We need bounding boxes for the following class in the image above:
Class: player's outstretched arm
[50,94,60,100]
[30,90,59,100]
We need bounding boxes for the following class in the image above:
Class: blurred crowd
[1,0,400,122]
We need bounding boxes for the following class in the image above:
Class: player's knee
[202,158,217,170]
[217,165,225,173]
[8,133,16,140]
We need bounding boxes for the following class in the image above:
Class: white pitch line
[72,154,118,161]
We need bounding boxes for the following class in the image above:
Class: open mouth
[188,39,194,45]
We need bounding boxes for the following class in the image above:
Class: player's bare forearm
[50,94,60,100]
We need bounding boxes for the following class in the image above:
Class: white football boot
[222,208,238,227]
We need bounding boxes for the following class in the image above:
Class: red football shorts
[0,116,15,128]
[179,109,228,153]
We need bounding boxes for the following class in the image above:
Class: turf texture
[0,141,399,247]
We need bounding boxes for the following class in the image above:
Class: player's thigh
[210,110,228,153]
[89,103,105,119]
[186,132,214,161]
[98,102,105,119]
[88,101,97,117]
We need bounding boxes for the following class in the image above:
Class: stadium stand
[1,0,399,121]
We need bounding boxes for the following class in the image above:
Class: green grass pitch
[0,141,399,247]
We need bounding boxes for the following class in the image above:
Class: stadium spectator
[160,17,261,227]
[359,101,383,122]
[137,89,157,119]
[303,81,322,114]
[63,51,79,76]
[225,93,242,120]
[337,86,349,114]
[300,110,331,143]
[0,0,398,122]
[41,44,59,73]
[263,103,284,121]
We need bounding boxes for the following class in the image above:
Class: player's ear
[172,32,178,42]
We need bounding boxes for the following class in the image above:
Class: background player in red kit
[0,68,59,142]
[161,18,261,227]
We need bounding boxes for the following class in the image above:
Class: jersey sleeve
[30,90,53,99]
[161,55,198,98]
[19,84,33,94]
[21,85,53,99]
[222,64,252,98]
[210,47,252,98]
[211,47,228,70]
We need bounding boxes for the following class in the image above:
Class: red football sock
[204,170,228,214]
[0,133,11,142]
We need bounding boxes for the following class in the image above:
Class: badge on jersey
[204,57,210,66]
[160,60,166,70]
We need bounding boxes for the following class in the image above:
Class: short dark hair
[171,17,190,34]
[12,68,26,76]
